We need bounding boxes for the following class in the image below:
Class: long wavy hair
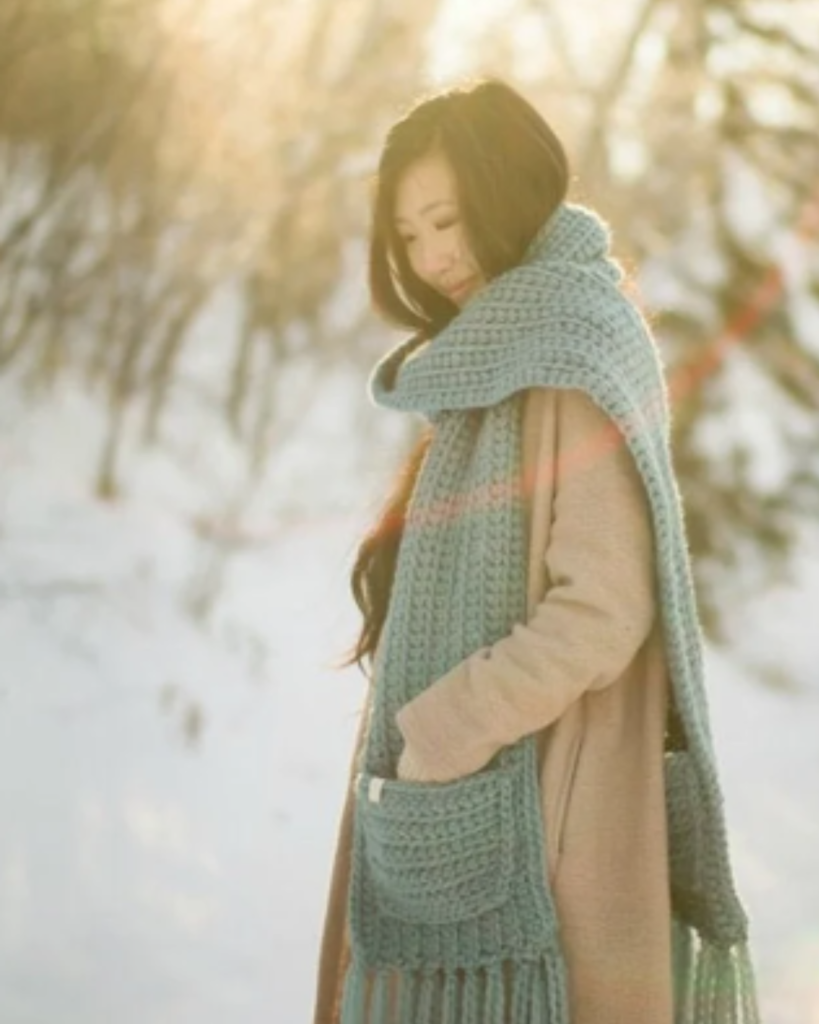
[344,78,570,675]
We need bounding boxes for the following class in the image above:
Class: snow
[0,378,817,1024]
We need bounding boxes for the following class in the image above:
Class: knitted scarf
[340,203,760,1024]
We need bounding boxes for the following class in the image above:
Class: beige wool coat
[313,386,674,1024]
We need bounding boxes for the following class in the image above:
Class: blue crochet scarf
[340,203,760,1024]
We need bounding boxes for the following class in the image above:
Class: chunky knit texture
[340,203,760,1024]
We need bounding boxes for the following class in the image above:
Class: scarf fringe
[339,953,568,1024]
[672,919,761,1024]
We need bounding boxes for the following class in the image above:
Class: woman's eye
[435,218,458,231]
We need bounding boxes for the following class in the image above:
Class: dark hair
[344,78,570,674]
[370,78,570,335]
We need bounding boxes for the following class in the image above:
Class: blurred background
[0,0,817,1021]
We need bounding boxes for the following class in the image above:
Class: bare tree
[5,0,816,638]
[0,0,444,507]
[471,0,819,634]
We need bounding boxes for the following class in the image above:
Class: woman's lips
[446,276,478,303]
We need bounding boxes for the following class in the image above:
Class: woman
[313,79,759,1024]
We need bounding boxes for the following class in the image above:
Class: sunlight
[427,0,647,88]
[427,0,516,81]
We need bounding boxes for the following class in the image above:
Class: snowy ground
[0,384,817,1024]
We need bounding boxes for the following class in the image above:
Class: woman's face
[393,152,486,308]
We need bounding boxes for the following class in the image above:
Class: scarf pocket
[355,764,516,926]
[665,748,701,907]
[346,738,560,973]
[664,748,748,946]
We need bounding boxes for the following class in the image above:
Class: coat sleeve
[395,388,658,784]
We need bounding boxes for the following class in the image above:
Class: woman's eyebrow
[395,200,456,226]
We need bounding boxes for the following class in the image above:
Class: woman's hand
[396,742,483,784]
[396,743,436,782]
[396,693,503,783]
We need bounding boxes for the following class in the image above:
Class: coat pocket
[355,765,516,926]
[553,726,584,860]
